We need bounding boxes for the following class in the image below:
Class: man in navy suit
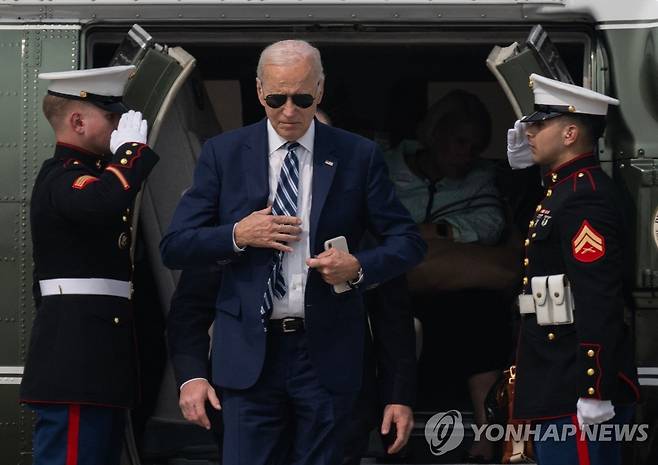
[160,39,425,465]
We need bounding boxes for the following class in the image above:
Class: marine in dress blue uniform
[508,74,640,465]
[19,66,159,465]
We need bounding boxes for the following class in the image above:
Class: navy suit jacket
[160,118,425,393]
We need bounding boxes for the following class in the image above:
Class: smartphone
[323,236,352,294]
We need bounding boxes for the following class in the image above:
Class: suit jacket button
[118,232,130,249]
[587,368,595,376]
[587,349,595,357]
[587,387,596,395]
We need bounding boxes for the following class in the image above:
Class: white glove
[506,119,534,170]
[577,398,615,427]
[110,110,148,154]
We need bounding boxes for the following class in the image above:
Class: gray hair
[257,40,325,82]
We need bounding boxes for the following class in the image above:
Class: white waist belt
[39,278,131,299]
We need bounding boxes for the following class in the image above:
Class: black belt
[268,317,304,333]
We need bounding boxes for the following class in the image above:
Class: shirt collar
[54,142,106,171]
[544,151,598,186]
[267,119,315,155]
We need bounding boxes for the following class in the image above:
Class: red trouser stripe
[571,414,591,465]
[66,404,80,465]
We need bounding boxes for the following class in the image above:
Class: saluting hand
[306,247,360,285]
[110,110,148,154]
[179,379,221,430]
[234,205,302,253]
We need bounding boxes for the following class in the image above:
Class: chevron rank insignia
[572,220,605,263]
[72,175,99,190]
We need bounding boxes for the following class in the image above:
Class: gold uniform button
[578,172,585,178]
[546,189,553,197]
[125,150,133,155]
[587,349,595,358]
[587,387,596,396]
[122,215,128,222]
[120,158,128,165]
[113,317,120,324]
[96,160,102,169]
[524,239,530,246]
[132,143,138,147]
[522,277,528,285]
[551,173,558,182]
[587,368,595,376]
[531,232,537,239]
[524,258,529,266]
[529,220,534,228]
[536,205,542,212]
[547,333,555,341]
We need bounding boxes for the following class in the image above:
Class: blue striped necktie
[260,142,300,330]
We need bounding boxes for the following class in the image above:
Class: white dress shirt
[266,119,314,319]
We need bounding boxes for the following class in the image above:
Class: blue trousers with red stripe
[29,404,125,465]
[533,404,635,465]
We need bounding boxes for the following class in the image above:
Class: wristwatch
[348,267,364,289]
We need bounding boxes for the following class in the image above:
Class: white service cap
[39,65,136,113]
[521,73,619,123]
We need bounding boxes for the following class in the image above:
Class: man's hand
[306,247,360,285]
[110,110,148,154]
[179,379,221,430]
[506,119,534,170]
[381,404,414,454]
[234,205,302,252]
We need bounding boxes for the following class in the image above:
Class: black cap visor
[90,99,129,114]
[521,109,565,123]
[47,90,128,114]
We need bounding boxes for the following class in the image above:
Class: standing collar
[267,119,315,155]
[545,152,598,185]
[54,142,106,170]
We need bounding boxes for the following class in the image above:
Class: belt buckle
[282,318,297,333]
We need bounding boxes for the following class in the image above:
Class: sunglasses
[264,93,315,109]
